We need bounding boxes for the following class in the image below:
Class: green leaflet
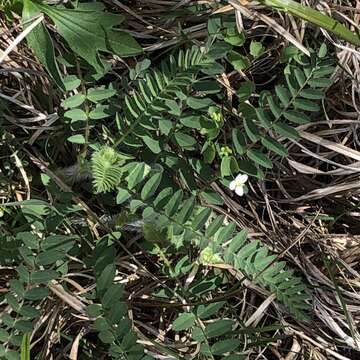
[262,0,360,46]
[38,3,143,72]
[22,0,65,90]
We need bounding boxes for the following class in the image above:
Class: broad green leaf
[267,96,282,118]
[300,88,324,100]
[220,156,238,177]
[206,320,234,338]
[0,330,9,342]
[308,78,333,88]
[67,134,86,144]
[61,94,86,109]
[283,110,311,124]
[250,40,264,57]
[102,284,124,310]
[63,75,81,91]
[205,215,225,238]
[237,81,255,102]
[237,160,261,178]
[24,287,49,300]
[228,51,250,70]
[215,222,236,244]
[127,162,151,189]
[224,230,248,262]
[186,97,213,110]
[142,135,162,154]
[273,123,299,139]
[232,129,247,155]
[174,132,197,150]
[64,109,87,121]
[211,339,241,355]
[89,105,111,119]
[244,118,260,142]
[224,28,245,46]
[39,4,143,72]
[192,208,212,231]
[180,116,202,129]
[202,141,216,164]
[116,188,131,204]
[141,172,162,200]
[96,264,115,295]
[247,149,273,169]
[293,99,320,112]
[261,136,288,156]
[200,190,224,206]
[22,0,65,90]
[165,190,183,217]
[256,108,272,129]
[172,313,196,331]
[196,301,225,319]
[31,270,58,284]
[275,86,291,106]
[293,68,306,87]
[87,88,116,102]
[176,197,195,223]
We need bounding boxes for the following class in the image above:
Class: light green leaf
[67,134,86,144]
[20,333,31,360]
[64,109,87,121]
[116,188,131,204]
[172,313,196,331]
[61,94,86,109]
[250,40,264,57]
[63,75,81,91]
[87,88,116,102]
[127,162,151,190]
[228,51,250,70]
[262,0,360,46]
[89,105,111,119]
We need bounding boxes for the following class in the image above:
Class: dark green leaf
[247,149,273,169]
[261,136,288,156]
[39,4,142,72]
[273,123,299,139]
[22,0,65,90]
[211,339,241,355]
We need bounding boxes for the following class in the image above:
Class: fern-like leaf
[92,147,123,193]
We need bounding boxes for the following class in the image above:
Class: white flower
[229,173,248,196]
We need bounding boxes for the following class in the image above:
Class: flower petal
[236,174,248,184]
[235,185,244,196]
[229,180,236,191]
